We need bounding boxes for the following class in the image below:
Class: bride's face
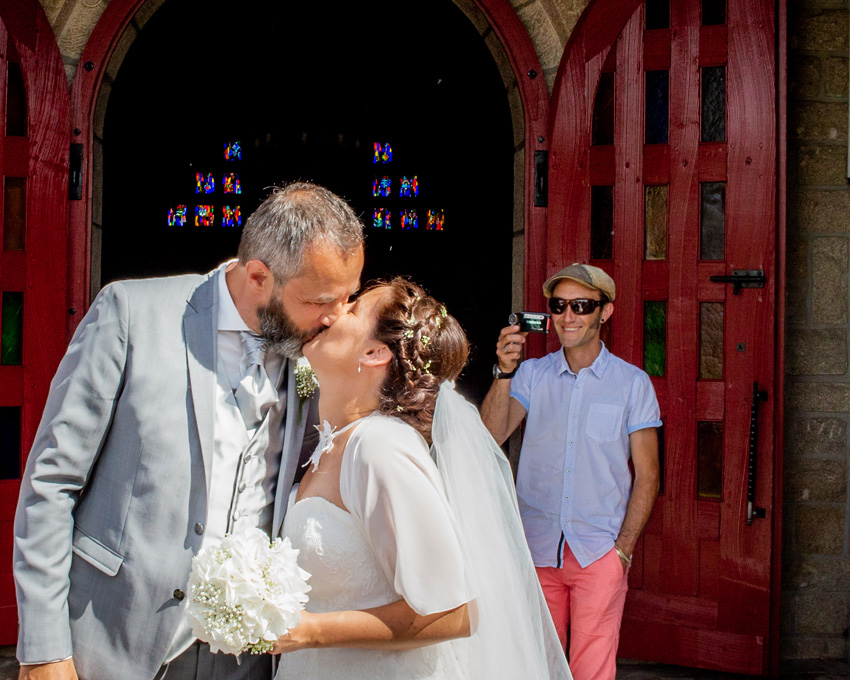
[302,286,387,378]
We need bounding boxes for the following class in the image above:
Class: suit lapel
[184,273,218,495]
[273,359,311,536]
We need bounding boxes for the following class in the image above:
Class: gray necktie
[234,331,278,430]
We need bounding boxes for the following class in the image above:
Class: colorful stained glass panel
[372,208,391,229]
[697,421,723,499]
[591,185,614,260]
[700,182,726,260]
[701,66,726,142]
[592,72,615,146]
[644,301,666,377]
[222,206,241,227]
[644,185,667,260]
[196,173,215,194]
[426,209,444,231]
[1,291,23,366]
[373,143,392,163]
[195,205,214,227]
[645,70,669,144]
[399,176,419,198]
[4,177,26,250]
[0,406,21,480]
[399,209,418,230]
[167,205,187,227]
[373,177,391,198]
[224,141,242,161]
[699,303,724,379]
[223,173,242,194]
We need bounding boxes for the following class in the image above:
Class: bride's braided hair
[370,278,468,444]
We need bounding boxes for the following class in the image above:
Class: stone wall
[785,0,850,661]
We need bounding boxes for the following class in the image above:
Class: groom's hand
[18,659,78,680]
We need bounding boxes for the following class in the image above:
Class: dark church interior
[102,0,515,403]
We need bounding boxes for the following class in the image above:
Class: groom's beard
[257,295,319,360]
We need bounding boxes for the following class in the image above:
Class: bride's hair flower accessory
[396,405,404,412]
[440,305,448,317]
[421,335,430,346]
[423,360,432,374]
[295,357,319,425]
[403,329,414,339]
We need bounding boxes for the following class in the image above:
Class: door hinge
[69,143,83,200]
[534,150,548,207]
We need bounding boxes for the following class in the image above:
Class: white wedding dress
[277,414,470,679]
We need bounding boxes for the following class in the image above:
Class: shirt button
[233,511,240,520]
[173,589,185,601]
[566,469,571,473]
[194,523,204,535]
[238,482,247,493]
[243,454,252,463]
[565,496,569,500]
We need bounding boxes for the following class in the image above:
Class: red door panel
[546,0,779,674]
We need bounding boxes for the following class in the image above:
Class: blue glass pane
[592,72,615,146]
[224,141,242,160]
[700,182,725,260]
[1,291,23,365]
[646,0,670,29]
[0,406,21,480]
[645,70,669,144]
[701,66,726,142]
[702,0,726,25]
[373,176,391,198]
[591,185,614,260]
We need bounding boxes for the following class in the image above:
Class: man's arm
[14,283,130,670]
[480,325,527,445]
[18,659,78,680]
[615,427,660,571]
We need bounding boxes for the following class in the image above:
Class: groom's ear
[244,260,274,296]
[361,342,392,368]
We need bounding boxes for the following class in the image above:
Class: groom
[14,183,364,680]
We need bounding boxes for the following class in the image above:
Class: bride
[272,278,571,679]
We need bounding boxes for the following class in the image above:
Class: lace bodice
[277,495,466,679]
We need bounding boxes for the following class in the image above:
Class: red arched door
[0,1,70,643]
[547,0,781,674]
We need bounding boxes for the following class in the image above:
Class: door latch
[709,270,766,295]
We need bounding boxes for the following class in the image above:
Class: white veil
[431,382,572,679]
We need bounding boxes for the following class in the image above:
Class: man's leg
[535,566,570,652]
[562,546,629,680]
[155,642,273,680]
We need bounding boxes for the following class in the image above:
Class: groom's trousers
[154,642,272,680]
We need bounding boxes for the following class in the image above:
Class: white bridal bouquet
[185,528,311,655]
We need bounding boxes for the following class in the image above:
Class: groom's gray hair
[238,182,364,283]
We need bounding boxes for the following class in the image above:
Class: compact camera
[508,311,550,333]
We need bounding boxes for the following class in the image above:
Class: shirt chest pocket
[586,403,624,444]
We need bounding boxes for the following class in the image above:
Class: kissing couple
[14,183,571,680]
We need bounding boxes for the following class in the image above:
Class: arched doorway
[546,0,783,674]
[0,0,70,644]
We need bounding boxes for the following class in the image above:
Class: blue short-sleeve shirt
[511,344,661,568]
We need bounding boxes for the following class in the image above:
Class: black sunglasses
[547,297,605,316]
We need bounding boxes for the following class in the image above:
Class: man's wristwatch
[493,363,517,380]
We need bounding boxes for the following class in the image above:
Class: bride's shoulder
[347,414,431,467]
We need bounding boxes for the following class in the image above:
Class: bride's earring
[357,362,362,373]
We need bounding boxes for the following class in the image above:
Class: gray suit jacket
[13,270,319,680]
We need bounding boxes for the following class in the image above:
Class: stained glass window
[4,177,26,250]
[399,209,418,230]
[644,301,666,377]
[196,173,215,194]
[222,206,242,227]
[0,406,21,480]
[590,185,614,260]
[195,205,214,227]
[224,141,242,161]
[167,205,188,226]
[372,208,391,229]
[399,176,419,198]
[223,173,242,194]
[592,72,615,146]
[701,66,726,142]
[1,291,23,366]
[700,182,726,260]
[697,421,723,499]
[373,177,391,198]
[426,209,444,231]
[645,70,669,144]
[373,143,392,163]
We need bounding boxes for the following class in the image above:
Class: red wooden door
[0,2,70,643]
[546,0,780,674]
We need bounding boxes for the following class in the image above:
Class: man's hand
[495,325,527,375]
[18,659,78,680]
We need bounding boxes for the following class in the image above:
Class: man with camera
[481,263,661,680]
